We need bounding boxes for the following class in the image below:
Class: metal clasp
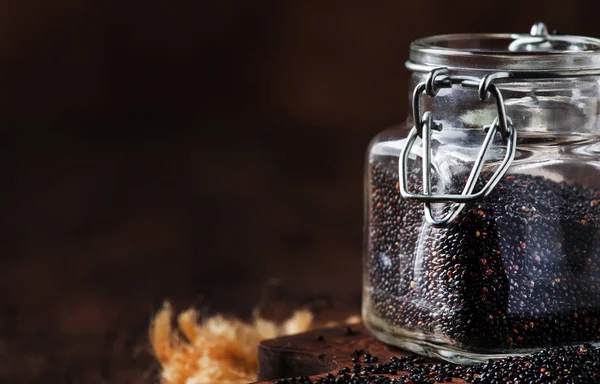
[399,67,517,227]
[508,22,553,52]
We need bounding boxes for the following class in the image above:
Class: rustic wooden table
[255,324,468,384]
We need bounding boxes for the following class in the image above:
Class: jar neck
[407,72,600,137]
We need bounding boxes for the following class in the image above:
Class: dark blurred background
[1,1,598,382]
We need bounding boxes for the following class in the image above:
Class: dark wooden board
[255,324,468,383]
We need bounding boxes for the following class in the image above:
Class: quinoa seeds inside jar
[362,22,600,363]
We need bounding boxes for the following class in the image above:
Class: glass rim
[408,32,600,75]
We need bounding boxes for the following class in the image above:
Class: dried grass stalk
[149,302,313,384]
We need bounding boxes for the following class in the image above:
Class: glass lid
[407,22,600,75]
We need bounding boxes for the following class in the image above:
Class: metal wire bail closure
[399,67,518,227]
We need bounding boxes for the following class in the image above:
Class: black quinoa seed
[366,155,600,352]
[276,345,600,383]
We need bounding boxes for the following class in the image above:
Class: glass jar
[362,23,600,363]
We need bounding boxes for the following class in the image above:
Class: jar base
[363,312,600,365]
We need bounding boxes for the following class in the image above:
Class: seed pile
[366,156,600,351]
[274,345,600,383]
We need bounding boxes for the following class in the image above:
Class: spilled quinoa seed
[277,344,600,383]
